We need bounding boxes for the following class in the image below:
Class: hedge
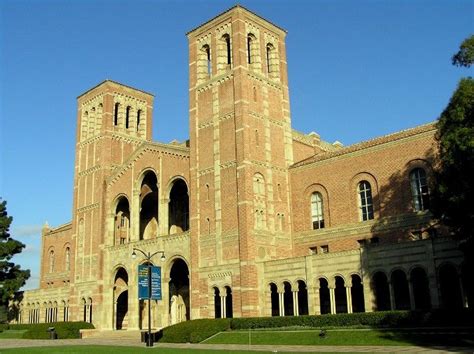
[159,318,231,343]
[7,322,94,339]
[157,309,474,343]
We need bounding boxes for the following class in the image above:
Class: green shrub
[159,318,230,343]
[0,323,9,332]
[8,321,94,339]
[157,309,474,343]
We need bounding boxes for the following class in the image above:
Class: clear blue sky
[0,0,472,290]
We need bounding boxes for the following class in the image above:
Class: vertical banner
[138,264,162,300]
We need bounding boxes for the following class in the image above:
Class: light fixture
[131,250,137,259]
[160,253,166,262]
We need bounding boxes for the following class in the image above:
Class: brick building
[15,6,468,330]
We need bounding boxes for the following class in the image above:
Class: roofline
[77,79,155,99]
[291,122,437,169]
[186,4,287,36]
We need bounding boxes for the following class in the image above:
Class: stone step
[80,329,144,339]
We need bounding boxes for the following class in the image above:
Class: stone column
[221,295,226,318]
[278,292,284,316]
[293,291,299,316]
[329,287,336,314]
[346,286,353,314]
[388,281,396,310]
[160,198,170,235]
[458,273,468,308]
[428,274,440,309]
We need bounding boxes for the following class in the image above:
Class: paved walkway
[0,339,473,353]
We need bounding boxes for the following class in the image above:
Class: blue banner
[138,265,162,300]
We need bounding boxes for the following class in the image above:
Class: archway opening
[140,171,158,240]
[169,259,190,323]
[319,278,330,314]
[283,281,293,316]
[411,267,431,310]
[169,179,189,234]
[372,272,390,311]
[335,276,347,313]
[297,280,308,315]
[213,287,221,319]
[114,267,129,330]
[391,270,410,310]
[225,286,233,318]
[439,263,463,309]
[270,283,279,316]
[114,197,130,245]
[351,274,365,313]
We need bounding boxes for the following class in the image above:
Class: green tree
[452,35,474,67]
[432,36,474,305]
[0,199,30,321]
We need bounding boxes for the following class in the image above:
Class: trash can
[47,327,57,340]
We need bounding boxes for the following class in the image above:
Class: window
[266,44,273,73]
[358,181,374,221]
[247,34,253,64]
[49,250,55,273]
[203,44,211,75]
[65,247,70,271]
[311,192,324,229]
[223,34,231,65]
[125,106,131,129]
[309,246,317,255]
[320,245,329,254]
[410,168,430,211]
[136,109,141,131]
[114,103,119,126]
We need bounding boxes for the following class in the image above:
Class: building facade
[15,6,468,330]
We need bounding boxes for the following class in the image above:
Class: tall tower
[71,81,153,317]
[187,6,293,317]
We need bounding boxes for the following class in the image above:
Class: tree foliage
[432,35,474,254]
[0,199,30,306]
[452,35,474,68]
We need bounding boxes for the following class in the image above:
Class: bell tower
[187,6,294,317]
[71,81,153,309]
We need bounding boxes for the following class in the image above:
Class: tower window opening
[247,35,252,64]
[266,44,272,73]
[223,34,231,65]
[125,106,131,129]
[114,103,119,126]
[137,110,141,131]
[203,45,211,75]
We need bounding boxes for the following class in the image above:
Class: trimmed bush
[157,309,474,343]
[8,321,94,339]
[159,318,230,343]
[0,323,9,332]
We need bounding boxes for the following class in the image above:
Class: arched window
[49,250,55,273]
[410,168,430,211]
[65,247,70,271]
[311,192,324,229]
[266,43,272,73]
[253,173,265,197]
[136,109,141,132]
[114,103,119,126]
[247,34,253,64]
[223,34,231,66]
[358,181,374,221]
[204,44,211,75]
[125,106,131,129]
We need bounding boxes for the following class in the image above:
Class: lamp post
[131,248,165,347]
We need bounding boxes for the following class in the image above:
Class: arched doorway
[140,172,158,240]
[269,283,279,316]
[169,258,190,323]
[334,276,347,313]
[114,267,129,330]
[319,278,330,314]
[213,287,221,319]
[439,263,463,309]
[372,272,390,311]
[169,179,189,234]
[391,269,410,310]
[297,280,308,315]
[225,286,233,318]
[351,274,365,313]
[283,281,293,316]
[411,267,431,310]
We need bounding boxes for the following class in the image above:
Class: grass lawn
[0,330,27,339]
[203,328,474,347]
[0,346,310,354]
